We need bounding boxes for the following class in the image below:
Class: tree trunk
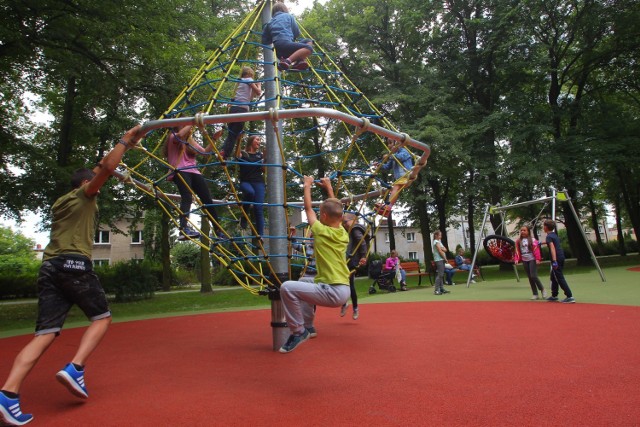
[57,76,76,167]
[161,211,171,292]
[613,194,626,256]
[415,199,433,264]
[560,196,592,266]
[588,198,604,255]
[200,216,212,293]
[54,76,77,199]
[466,178,476,255]
[429,177,451,256]
[618,168,640,243]
[387,213,396,252]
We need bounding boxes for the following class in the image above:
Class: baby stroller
[368,260,397,294]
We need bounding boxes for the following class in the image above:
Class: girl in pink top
[384,249,407,291]
[513,225,546,300]
[164,125,223,240]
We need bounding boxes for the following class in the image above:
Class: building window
[94,259,110,267]
[385,233,390,243]
[406,232,416,242]
[131,230,143,244]
[408,252,418,260]
[94,230,110,244]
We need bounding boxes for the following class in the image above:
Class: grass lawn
[1,257,638,338]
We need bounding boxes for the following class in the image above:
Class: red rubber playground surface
[2,301,639,426]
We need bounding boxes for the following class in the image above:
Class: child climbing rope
[374,139,413,217]
[220,66,262,159]
[164,125,224,240]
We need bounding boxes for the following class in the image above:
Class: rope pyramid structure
[117,0,431,294]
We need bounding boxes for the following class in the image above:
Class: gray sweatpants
[280,280,350,335]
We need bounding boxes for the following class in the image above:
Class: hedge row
[0,260,161,301]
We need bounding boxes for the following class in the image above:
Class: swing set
[466,188,606,288]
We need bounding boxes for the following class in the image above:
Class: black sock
[72,363,84,371]
[1,390,19,399]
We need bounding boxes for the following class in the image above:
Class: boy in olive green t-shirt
[0,125,145,426]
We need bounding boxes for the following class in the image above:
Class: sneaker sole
[0,407,33,426]
[56,371,88,399]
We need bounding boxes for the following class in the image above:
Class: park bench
[399,261,430,287]
[429,259,483,285]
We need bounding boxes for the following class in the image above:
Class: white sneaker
[471,279,476,283]
[340,303,349,317]
[542,290,548,298]
[352,308,359,320]
[530,295,539,300]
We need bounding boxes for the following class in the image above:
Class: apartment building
[92,217,144,266]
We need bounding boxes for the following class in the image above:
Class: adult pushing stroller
[368,259,396,294]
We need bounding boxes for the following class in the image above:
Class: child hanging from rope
[164,125,224,240]
[261,2,314,71]
[279,177,350,353]
[220,66,262,159]
[374,139,413,217]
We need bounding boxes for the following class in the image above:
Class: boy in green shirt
[279,176,350,353]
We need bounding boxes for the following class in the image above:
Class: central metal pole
[262,0,289,351]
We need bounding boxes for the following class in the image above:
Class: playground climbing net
[114,0,431,294]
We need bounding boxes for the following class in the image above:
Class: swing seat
[483,235,516,264]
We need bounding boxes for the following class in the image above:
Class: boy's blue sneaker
[561,297,576,304]
[56,363,88,399]
[0,392,33,426]
[279,329,310,353]
[307,327,318,338]
[546,296,559,302]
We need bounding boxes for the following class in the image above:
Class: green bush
[172,241,200,270]
[0,270,39,299]
[0,258,40,299]
[173,268,199,286]
[97,260,158,302]
[211,263,238,286]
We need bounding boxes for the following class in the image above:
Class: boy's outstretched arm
[303,176,317,226]
[86,125,144,197]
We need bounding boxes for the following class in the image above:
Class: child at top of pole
[261,2,314,71]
